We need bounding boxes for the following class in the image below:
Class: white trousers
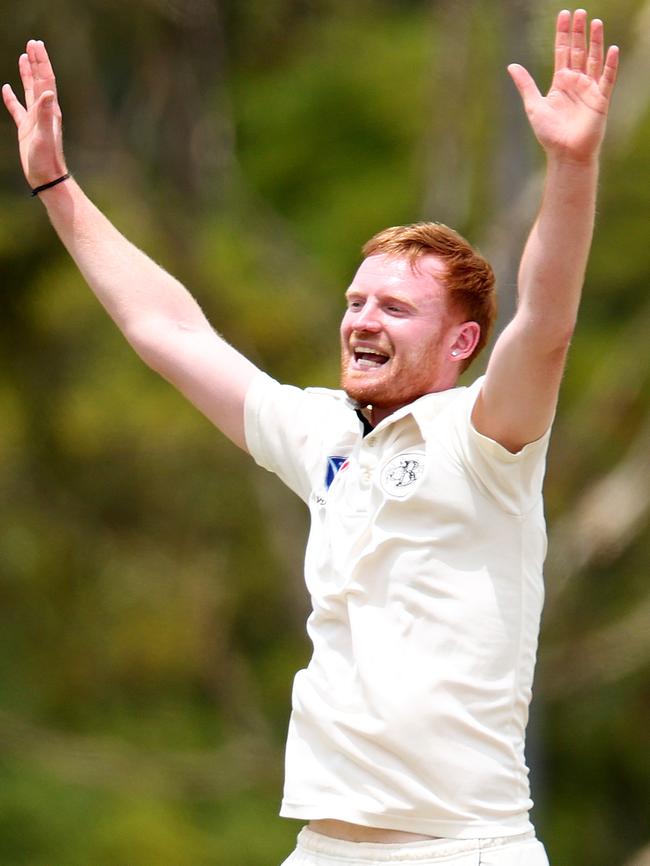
[281,827,550,866]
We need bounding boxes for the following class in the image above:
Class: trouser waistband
[296,827,537,863]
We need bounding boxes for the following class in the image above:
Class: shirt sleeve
[244,371,322,503]
[449,376,552,515]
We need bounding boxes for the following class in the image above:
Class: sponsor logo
[325,456,350,490]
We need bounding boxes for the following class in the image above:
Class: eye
[347,298,364,310]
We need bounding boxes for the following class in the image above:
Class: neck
[363,380,461,426]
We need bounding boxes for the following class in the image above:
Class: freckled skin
[339,254,465,422]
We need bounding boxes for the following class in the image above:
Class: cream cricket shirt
[244,372,551,839]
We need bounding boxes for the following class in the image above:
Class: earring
[451,350,460,357]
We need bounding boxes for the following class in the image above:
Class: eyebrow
[344,289,418,309]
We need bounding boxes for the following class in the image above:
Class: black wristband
[30,173,71,197]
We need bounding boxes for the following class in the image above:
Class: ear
[449,321,480,361]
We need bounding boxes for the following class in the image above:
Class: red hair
[362,223,496,371]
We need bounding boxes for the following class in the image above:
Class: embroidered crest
[380,451,425,498]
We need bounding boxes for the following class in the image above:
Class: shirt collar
[344,384,470,438]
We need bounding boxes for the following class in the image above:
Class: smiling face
[340,254,476,422]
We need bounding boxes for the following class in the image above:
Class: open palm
[509,10,619,163]
[2,40,66,188]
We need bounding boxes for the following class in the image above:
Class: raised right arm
[2,40,260,451]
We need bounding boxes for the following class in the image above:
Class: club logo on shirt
[380,451,425,498]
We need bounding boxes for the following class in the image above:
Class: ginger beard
[340,330,446,410]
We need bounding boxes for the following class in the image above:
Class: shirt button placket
[358,441,377,501]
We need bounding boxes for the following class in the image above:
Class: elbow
[547,325,575,357]
[517,311,577,356]
[123,317,161,366]
[122,315,186,376]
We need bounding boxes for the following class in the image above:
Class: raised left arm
[472,10,619,453]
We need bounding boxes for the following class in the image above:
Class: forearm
[5,40,259,449]
[516,155,600,345]
[39,177,212,349]
[472,12,617,453]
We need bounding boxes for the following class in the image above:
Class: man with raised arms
[3,10,618,865]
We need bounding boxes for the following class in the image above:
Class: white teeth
[352,346,389,358]
[352,346,390,370]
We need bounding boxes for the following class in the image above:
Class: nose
[352,300,381,333]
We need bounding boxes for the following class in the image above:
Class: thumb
[507,63,541,105]
[36,90,58,121]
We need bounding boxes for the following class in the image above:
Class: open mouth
[353,347,390,369]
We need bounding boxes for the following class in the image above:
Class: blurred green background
[1,1,649,864]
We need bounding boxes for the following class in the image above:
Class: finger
[507,63,542,106]
[19,51,34,109]
[27,39,58,101]
[586,18,604,80]
[2,82,27,127]
[569,9,588,72]
[34,90,67,172]
[599,45,619,102]
[554,9,571,74]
